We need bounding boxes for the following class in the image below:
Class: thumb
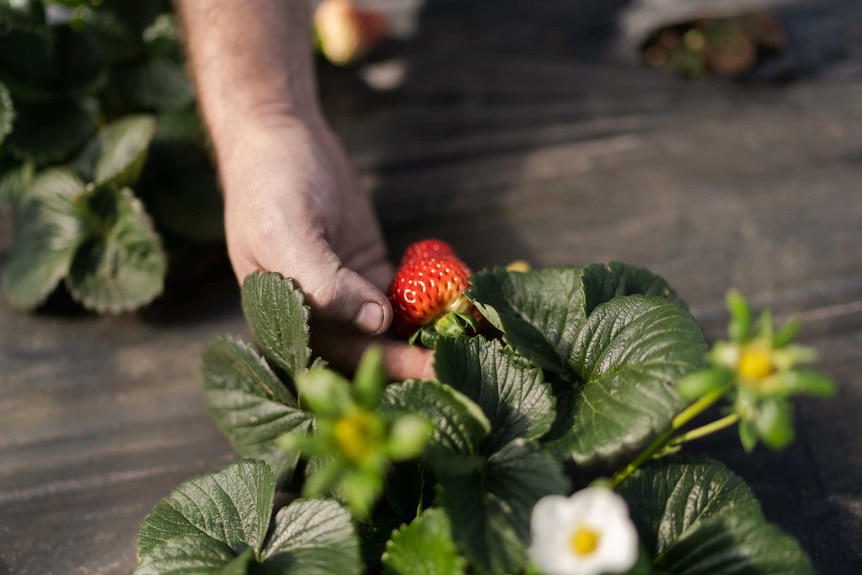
[286,236,393,335]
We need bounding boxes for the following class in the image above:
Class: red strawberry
[399,238,457,266]
[388,247,474,339]
[314,0,389,66]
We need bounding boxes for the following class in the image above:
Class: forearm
[176,0,322,167]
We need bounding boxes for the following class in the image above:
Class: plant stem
[670,385,731,429]
[666,413,740,448]
[609,385,731,489]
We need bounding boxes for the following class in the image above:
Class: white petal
[569,487,630,519]
[529,488,640,575]
[591,515,640,572]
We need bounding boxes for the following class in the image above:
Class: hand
[218,114,434,380]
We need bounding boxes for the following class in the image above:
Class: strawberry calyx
[409,310,480,347]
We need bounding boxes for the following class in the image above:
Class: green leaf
[137,459,276,561]
[298,457,343,498]
[135,538,253,575]
[756,308,775,343]
[0,15,104,100]
[384,461,427,522]
[66,187,166,313]
[772,369,836,397]
[0,157,34,207]
[618,457,763,553]
[149,171,224,243]
[154,109,206,144]
[259,498,361,575]
[354,346,386,409]
[738,419,758,453]
[555,296,707,464]
[466,263,683,374]
[0,82,12,145]
[77,115,156,188]
[467,267,585,372]
[437,439,569,574]
[219,549,255,575]
[294,365,353,419]
[202,335,314,483]
[356,514,406,570]
[339,467,385,518]
[97,0,164,41]
[241,271,312,379]
[726,290,752,343]
[752,397,795,450]
[773,316,802,348]
[381,380,490,461]
[386,415,433,461]
[619,457,815,574]
[382,508,466,575]
[0,15,58,100]
[75,4,142,63]
[580,261,684,315]
[143,13,183,60]
[1,168,87,309]
[0,1,45,26]
[6,97,98,163]
[434,336,555,450]
[56,26,108,97]
[45,0,90,8]
[116,56,195,112]
[677,368,733,401]
[657,515,817,575]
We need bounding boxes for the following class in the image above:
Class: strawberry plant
[0,0,224,313]
[0,0,390,315]
[641,13,786,78]
[136,247,834,575]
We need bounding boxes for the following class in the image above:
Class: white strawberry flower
[529,487,639,575]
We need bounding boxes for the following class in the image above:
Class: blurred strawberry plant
[642,12,786,78]
[137,262,834,575]
[0,0,223,313]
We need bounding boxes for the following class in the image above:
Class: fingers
[218,120,397,336]
[290,235,394,335]
[230,225,394,335]
[310,324,435,381]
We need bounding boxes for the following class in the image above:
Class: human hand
[217,114,433,380]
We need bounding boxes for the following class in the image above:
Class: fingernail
[354,302,385,334]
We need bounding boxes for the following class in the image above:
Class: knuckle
[308,277,340,311]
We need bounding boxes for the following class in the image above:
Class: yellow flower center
[332,409,380,464]
[569,526,601,557]
[737,345,774,383]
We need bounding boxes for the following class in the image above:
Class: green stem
[609,385,731,489]
[666,413,740,448]
[670,385,731,429]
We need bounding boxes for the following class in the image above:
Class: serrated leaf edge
[64,187,166,314]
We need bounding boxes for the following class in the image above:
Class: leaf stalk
[609,385,731,488]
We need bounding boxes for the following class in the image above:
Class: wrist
[214,111,342,222]
[177,0,325,176]
[209,102,327,167]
